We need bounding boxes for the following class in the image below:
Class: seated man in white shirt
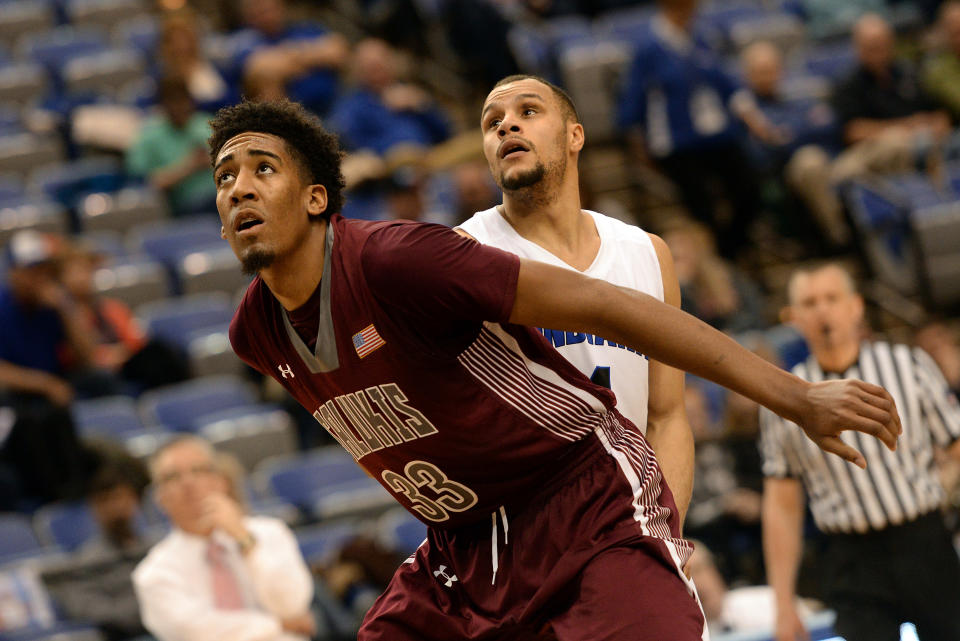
[133,435,316,641]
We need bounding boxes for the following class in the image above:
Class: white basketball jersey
[459,207,663,434]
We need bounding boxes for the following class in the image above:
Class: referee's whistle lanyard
[491,505,510,585]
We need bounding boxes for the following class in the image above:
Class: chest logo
[278,363,295,379]
[433,565,458,588]
[352,324,386,359]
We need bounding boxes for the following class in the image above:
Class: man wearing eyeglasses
[133,435,317,641]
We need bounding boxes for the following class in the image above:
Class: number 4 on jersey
[590,366,611,389]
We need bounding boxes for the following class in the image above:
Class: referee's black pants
[822,512,960,641]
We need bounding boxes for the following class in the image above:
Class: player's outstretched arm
[509,258,901,468]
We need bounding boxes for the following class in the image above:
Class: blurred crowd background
[0,0,959,639]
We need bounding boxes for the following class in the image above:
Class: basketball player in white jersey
[458,75,695,525]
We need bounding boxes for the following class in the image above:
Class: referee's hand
[797,379,901,469]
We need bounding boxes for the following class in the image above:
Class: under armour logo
[433,565,458,588]
[278,364,295,379]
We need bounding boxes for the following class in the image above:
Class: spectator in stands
[687,540,813,637]
[0,231,94,404]
[923,1,960,122]
[126,76,217,217]
[329,38,451,157]
[741,41,849,248]
[618,0,778,258]
[156,9,233,113]
[83,442,152,555]
[58,241,190,392]
[684,382,764,586]
[41,443,153,641]
[232,0,348,116]
[134,435,316,641]
[663,221,765,334]
[831,13,952,184]
[452,160,500,226]
[383,166,455,226]
[0,231,95,505]
[915,320,960,397]
[789,0,886,40]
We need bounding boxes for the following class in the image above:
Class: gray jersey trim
[281,222,339,373]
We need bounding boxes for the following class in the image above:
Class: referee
[760,263,960,641]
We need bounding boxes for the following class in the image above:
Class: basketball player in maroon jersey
[210,100,900,641]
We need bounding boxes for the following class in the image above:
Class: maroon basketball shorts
[360,436,707,640]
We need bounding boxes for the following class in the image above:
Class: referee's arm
[763,477,807,641]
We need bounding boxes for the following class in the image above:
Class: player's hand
[774,605,810,641]
[796,379,901,469]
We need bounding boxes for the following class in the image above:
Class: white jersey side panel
[459,207,663,434]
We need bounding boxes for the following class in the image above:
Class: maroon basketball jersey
[230,214,626,528]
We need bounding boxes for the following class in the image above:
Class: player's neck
[500,182,599,271]
[260,219,328,311]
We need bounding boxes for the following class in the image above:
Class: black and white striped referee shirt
[760,340,960,534]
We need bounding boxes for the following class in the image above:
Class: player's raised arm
[509,257,901,468]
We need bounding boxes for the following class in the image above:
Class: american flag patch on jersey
[352,324,385,358]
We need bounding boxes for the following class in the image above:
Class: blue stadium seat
[20,26,107,89]
[0,0,56,49]
[197,405,297,470]
[255,448,371,510]
[72,396,145,439]
[129,216,223,282]
[592,5,655,46]
[177,244,250,297]
[844,181,919,295]
[138,375,258,432]
[312,476,395,520]
[65,0,150,29]
[92,254,170,308]
[886,173,953,210]
[135,293,234,350]
[295,522,358,565]
[0,198,70,246]
[0,61,50,107]
[0,513,44,563]
[377,509,427,556]
[62,47,146,98]
[33,501,152,552]
[32,502,96,552]
[800,43,856,81]
[0,173,23,205]
[0,622,106,641]
[73,230,127,259]
[0,134,65,179]
[28,156,124,210]
[112,14,158,55]
[78,185,167,234]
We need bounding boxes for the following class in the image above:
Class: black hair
[208,99,345,217]
[490,74,580,123]
[86,442,150,500]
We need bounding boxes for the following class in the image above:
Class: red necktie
[206,540,245,610]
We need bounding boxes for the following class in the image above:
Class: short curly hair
[208,100,345,218]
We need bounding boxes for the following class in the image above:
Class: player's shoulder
[456,206,503,243]
[588,210,657,251]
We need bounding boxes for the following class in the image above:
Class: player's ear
[569,122,585,153]
[306,184,328,218]
[220,226,226,239]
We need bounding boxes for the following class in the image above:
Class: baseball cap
[5,230,57,270]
